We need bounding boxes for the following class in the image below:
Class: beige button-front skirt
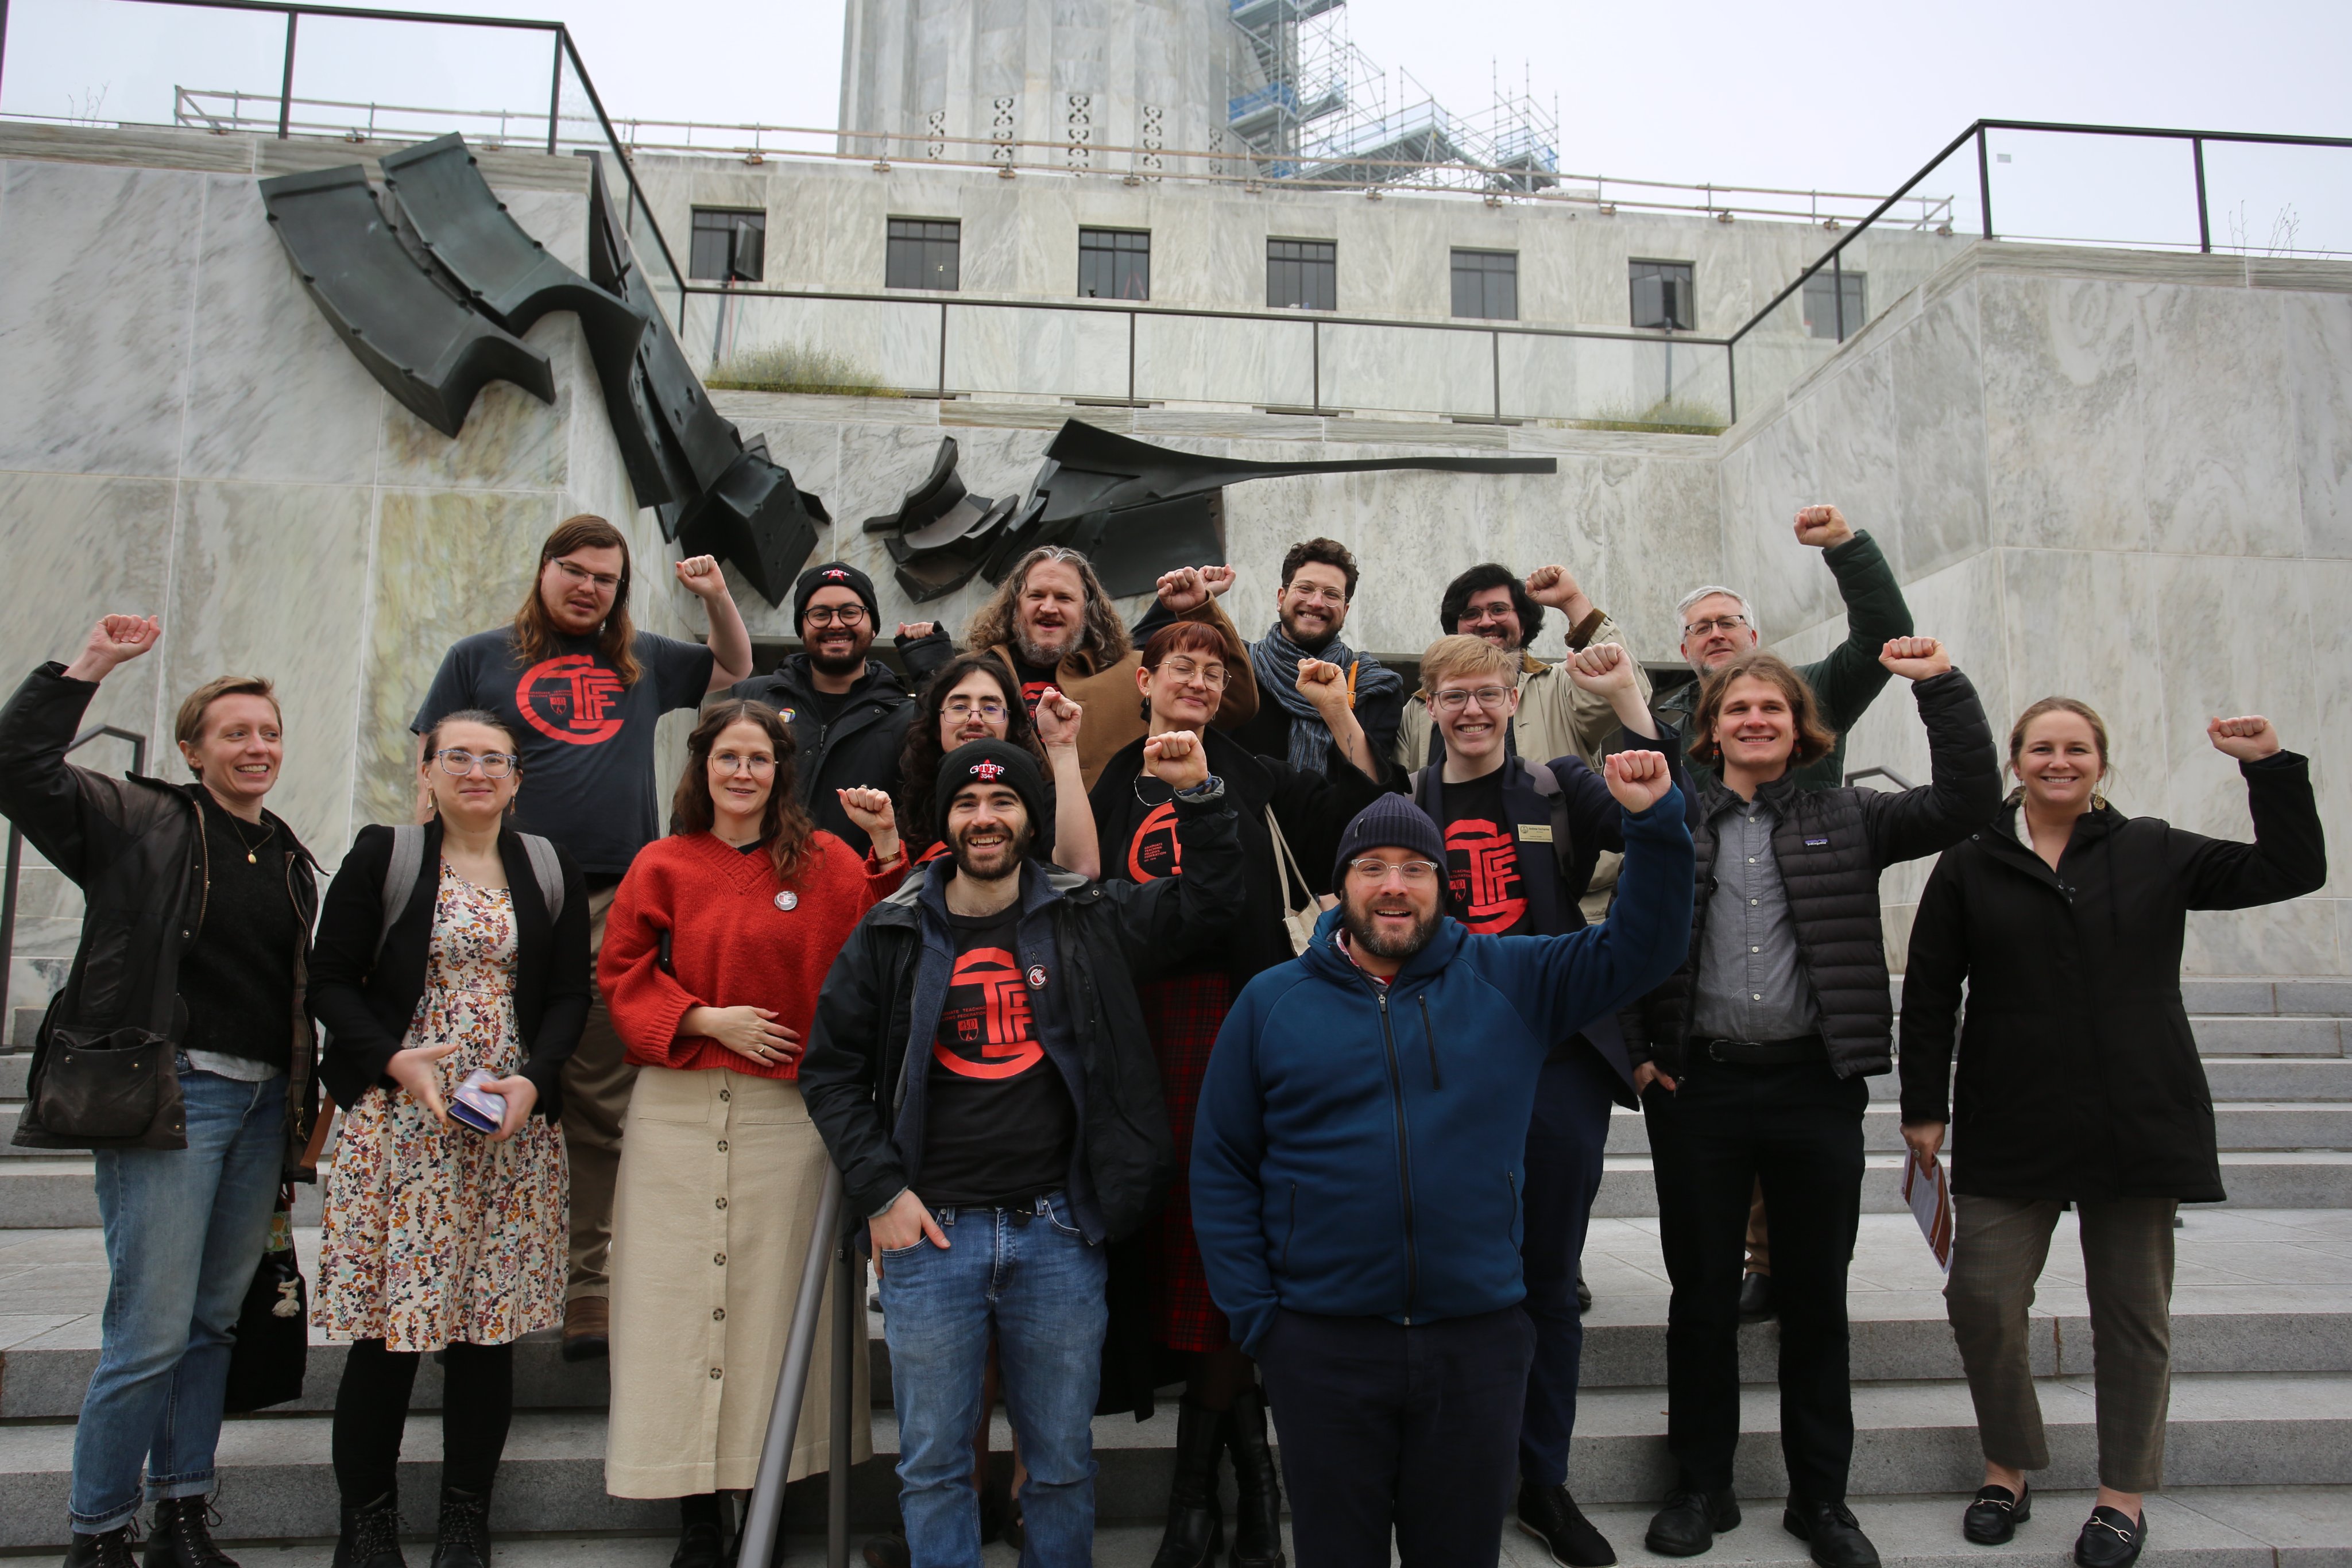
[605,1064,872,1498]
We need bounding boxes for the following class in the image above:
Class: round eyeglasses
[434,748,517,779]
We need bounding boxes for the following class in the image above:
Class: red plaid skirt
[1141,969,1239,1353]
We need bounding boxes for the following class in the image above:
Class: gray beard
[1014,631,1070,670]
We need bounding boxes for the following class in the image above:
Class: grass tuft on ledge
[705,344,900,397]
[1565,396,1728,435]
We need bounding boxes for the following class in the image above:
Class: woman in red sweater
[597,699,904,1568]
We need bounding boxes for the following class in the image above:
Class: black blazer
[311,820,591,1120]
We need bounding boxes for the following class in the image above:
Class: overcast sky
[7,0,2346,243]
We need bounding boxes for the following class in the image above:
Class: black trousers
[331,1338,515,1505]
[1519,1044,1616,1486]
[1259,1306,1535,1568]
[1643,1059,1867,1504]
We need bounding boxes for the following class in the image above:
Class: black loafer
[1645,1488,1740,1557]
[1737,1273,1775,1324]
[2075,1507,2145,1568]
[1576,1271,1593,1315]
[1784,1499,1880,1568]
[1963,1484,2030,1545]
[1518,1480,1616,1566]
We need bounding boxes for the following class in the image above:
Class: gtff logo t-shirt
[1440,769,1530,936]
[919,906,1076,1207]
[413,628,713,877]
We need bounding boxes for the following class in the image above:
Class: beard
[1278,607,1338,652]
[1013,626,1072,670]
[949,819,1034,882]
[807,632,871,679]
[1340,892,1442,961]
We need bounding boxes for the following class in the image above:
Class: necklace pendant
[246,851,258,865]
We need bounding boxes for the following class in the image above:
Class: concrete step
[1604,1103,2352,1157]
[1890,977,2352,1019]
[5,1372,2349,1545]
[1587,1152,2352,1217]
[2191,1016,2346,1056]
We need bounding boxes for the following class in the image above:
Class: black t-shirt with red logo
[413,628,714,877]
[1440,769,1531,936]
[920,907,1077,1207]
[1008,653,1061,718]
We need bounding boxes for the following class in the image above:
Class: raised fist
[1296,658,1349,714]
[1793,505,1855,549]
[1603,749,1674,812]
[674,555,728,598]
[1142,729,1210,792]
[1567,642,1637,696]
[1878,637,1951,682]
[1155,566,1229,614]
[2207,715,2281,762]
[1034,686,1084,750]
[1525,564,1585,609]
[74,614,161,675]
[837,787,898,837]
[896,621,938,640]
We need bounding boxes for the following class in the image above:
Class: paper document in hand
[1904,1151,1953,1275]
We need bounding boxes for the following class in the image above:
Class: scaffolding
[1224,0,1558,189]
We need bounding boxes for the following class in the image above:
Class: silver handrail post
[829,1232,857,1567]
[738,1164,845,1567]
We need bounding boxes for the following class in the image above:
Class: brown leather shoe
[563,1296,610,1362]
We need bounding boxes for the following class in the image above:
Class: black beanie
[934,739,1049,849]
[793,561,880,632]
[1332,794,1448,885]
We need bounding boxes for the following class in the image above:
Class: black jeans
[1519,1044,1616,1487]
[331,1338,515,1504]
[1259,1306,1535,1568]
[1643,1059,1867,1504]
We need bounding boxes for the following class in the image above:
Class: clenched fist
[1155,566,1233,613]
[1525,564,1585,609]
[2207,715,2281,761]
[64,614,161,682]
[1603,749,1674,812]
[1296,658,1351,715]
[1142,729,1210,791]
[1793,505,1855,549]
[1567,642,1637,696]
[674,555,728,599]
[1878,637,1951,682]
[1034,686,1084,750]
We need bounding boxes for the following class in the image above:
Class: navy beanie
[793,561,880,632]
[1332,793,1447,884]
[934,738,1049,848]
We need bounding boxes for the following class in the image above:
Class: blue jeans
[878,1191,1107,1568]
[69,1060,287,1534]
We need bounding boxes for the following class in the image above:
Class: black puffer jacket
[728,629,950,854]
[0,664,319,1162]
[1899,757,2325,1202]
[1623,669,1999,1079]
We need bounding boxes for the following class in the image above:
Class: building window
[1628,260,1695,331]
[1267,238,1336,311]
[1079,227,1150,300]
[1451,249,1518,320]
[885,218,960,291]
[688,208,765,282]
[1802,269,1868,339]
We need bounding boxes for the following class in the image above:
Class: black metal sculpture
[261,134,828,606]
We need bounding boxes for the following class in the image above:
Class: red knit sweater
[599,830,903,1079]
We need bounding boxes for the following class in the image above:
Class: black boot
[331,1494,407,1568]
[428,1488,489,1568]
[1225,1385,1287,1568]
[144,1498,237,1568]
[1148,1395,1226,1568]
[63,1527,141,1568]
[672,1495,728,1568]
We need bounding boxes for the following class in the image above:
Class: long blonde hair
[962,547,1131,676]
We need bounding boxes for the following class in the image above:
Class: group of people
[2,500,2323,1568]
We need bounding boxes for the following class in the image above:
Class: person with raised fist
[2,618,320,1568]
[800,733,1245,1567]
[893,650,1101,878]
[1190,757,1696,1568]
[1622,637,1999,1568]
[1901,704,2323,1568]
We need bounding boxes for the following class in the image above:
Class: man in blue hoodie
[1190,757,1696,1568]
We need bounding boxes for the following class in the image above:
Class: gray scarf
[1250,621,1402,775]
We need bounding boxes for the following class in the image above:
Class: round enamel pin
[775,891,798,912]
[1026,964,1047,988]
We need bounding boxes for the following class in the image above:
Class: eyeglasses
[712,752,776,775]
[1461,603,1517,625]
[1431,686,1513,714]
[551,557,622,594]
[943,698,1008,721]
[435,749,518,779]
[1683,614,1751,638]
[804,605,868,628]
[1285,584,1348,606]
[1160,658,1231,691]
[1344,858,1442,884]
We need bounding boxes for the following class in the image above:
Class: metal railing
[1843,765,1917,791]
[0,724,148,1042]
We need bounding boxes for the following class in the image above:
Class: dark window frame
[1450,247,1518,320]
[1267,237,1337,312]
[688,207,767,283]
[1801,269,1869,339]
[1628,258,1696,331]
[1078,226,1151,300]
[885,217,961,292]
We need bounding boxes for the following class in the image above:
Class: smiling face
[706,718,777,828]
[938,668,1013,749]
[1430,672,1520,765]
[423,718,521,827]
[183,694,283,809]
[1339,847,1445,963]
[1276,560,1351,651]
[800,584,873,677]
[1709,673,1798,776]
[538,543,625,638]
[1680,591,1761,673]
[1457,586,1523,651]
[945,783,1031,882]
[2015,709,2105,816]
[1136,646,1229,731]
[1015,560,1089,668]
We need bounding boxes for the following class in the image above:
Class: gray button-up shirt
[1689,787,1819,1043]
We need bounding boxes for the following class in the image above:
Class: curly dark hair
[1437,562,1544,647]
[1279,536,1359,600]
[670,700,819,884]
[1686,651,1838,768]
[897,652,1050,854]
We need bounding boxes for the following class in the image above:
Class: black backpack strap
[1519,760,1577,882]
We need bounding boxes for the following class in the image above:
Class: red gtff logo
[933,948,1043,1079]
[1127,802,1181,882]
[1445,817,1527,934]
[969,758,1006,781]
[514,655,625,745]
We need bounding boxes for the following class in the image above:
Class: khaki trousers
[1944,1193,2177,1492]
[563,886,638,1302]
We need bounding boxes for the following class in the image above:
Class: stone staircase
[1,975,2349,1562]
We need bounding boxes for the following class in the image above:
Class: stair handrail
[1843,764,1916,791]
[738,1161,858,1568]
[0,724,149,1043]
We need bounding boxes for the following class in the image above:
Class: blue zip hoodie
[1189,787,1694,1357]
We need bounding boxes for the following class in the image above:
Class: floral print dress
[316,863,568,1352]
